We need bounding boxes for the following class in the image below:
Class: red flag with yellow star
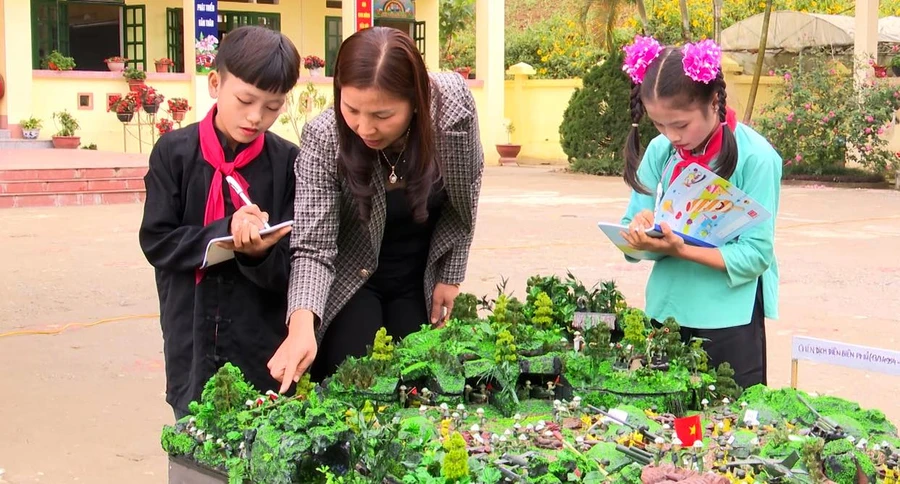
[673,415,702,446]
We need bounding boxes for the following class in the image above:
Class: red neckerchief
[196,104,265,283]
[670,106,738,183]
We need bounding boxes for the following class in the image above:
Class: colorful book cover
[654,163,771,247]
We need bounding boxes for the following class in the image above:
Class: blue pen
[225,175,271,229]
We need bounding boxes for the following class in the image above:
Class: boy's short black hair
[215,26,300,94]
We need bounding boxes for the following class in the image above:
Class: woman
[268,27,485,389]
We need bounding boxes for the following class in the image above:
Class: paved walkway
[1,166,898,483]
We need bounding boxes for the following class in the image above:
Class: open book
[201,220,293,269]
[599,163,771,256]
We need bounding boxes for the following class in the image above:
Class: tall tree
[678,0,691,42]
[744,0,774,123]
[580,0,649,48]
[713,0,724,43]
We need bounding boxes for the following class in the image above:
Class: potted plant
[51,110,80,149]
[20,117,42,139]
[139,86,165,114]
[890,56,900,77]
[454,66,472,79]
[156,118,175,135]
[107,92,140,122]
[42,50,75,71]
[123,67,147,92]
[105,56,127,72]
[166,97,191,122]
[303,55,326,76]
[155,57,175,73]
[496,121,521,166]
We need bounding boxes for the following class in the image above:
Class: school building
[0,0,506,163]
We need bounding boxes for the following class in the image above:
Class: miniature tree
[800,437,826,483]
[531,291,554,329]
[200,363,258,414]
[583,322,612,360]
[656,317,684,360]
[597,280,628,314]
[450,292,479,321]
[441,431,470,481]
[622,311,648,352]
[494,329,518,364]
[713,362,743,401]
[686,338,709,373]
[294,373,315,400]
[371,327,395,362]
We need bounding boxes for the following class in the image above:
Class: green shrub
[755,52,900,176]
[559,49,659,175]
[506,14,603,79]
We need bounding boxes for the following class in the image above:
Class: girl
[267,27,485,390]
[618,36,782,390]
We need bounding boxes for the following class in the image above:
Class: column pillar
[475,0,505,165]
[1,0,34,135]
[853,0,879,85]
[342,0,357,41]
[416,0,440,71]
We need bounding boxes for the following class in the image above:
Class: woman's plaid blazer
[287,72,485,343]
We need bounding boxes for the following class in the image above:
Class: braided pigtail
[624,84,652,194]
[714,71,738,180]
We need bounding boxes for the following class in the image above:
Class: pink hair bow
[682,39,722,84]
[622,35,663,84]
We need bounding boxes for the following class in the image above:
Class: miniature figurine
[420,387,434,406]
[573,331,585,352]
[470,385,488,404]
[517,380,532,401]
[398,385,408,407]
[477,407,486,426]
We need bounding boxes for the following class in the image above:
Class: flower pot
[171,110,186,122]
[496,144,521,158]
[155,62,170,73]
[892,66,900,77]
[309,67,323,77]
[117,111,134,123]
[143,103,160,115]
[22,129,40,140]
[496,144,521,166]
[52,136,80,149]
[455,67,471,79]
[48,61,59,71]
[107,62,125,72]
[128,79,145,92]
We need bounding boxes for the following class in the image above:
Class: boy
[139,26,300,419]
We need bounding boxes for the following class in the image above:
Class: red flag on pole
[673,415,703,446]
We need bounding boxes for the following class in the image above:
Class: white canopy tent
[721,11,863,52]
[721,11,900,72]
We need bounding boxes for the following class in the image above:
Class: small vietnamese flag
[673,414,702,446]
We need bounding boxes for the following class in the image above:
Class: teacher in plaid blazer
[268,27,485,389]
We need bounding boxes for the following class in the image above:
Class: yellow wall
[0,0,7,127]
[30,73,192,153]
[504,78,581,162]
[1,0,34,131]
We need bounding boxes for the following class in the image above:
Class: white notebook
[201,220,293,269]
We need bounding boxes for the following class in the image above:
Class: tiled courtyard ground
[1,165,898,483]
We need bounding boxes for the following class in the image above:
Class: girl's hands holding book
[622,210,685,256]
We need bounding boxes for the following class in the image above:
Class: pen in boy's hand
[225,175,271,229]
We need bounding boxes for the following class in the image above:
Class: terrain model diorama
[161,273,900,484]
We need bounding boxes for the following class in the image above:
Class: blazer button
[359,268,371,278]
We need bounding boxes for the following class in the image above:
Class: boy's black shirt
[139,123,298,415]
